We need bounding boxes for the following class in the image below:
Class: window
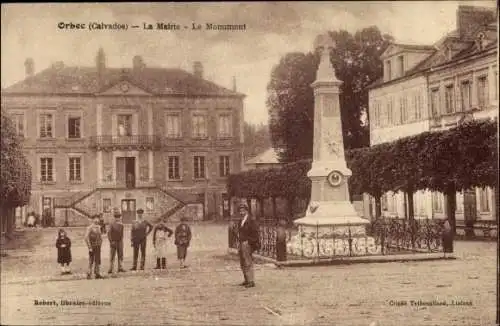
[430,88,439,117]
[68,117,81,139]
[117,114,132,136]
[460,81,471,111]
[69,157,81,182]
[39,113,53,138]
[444,84,454,114]
[166,113,181,138]
[400,96,408,123]
[456,191,463,213]
[219,155,230,177]
[40,157,54,182]
[193,156,206,179]
[398,55,404,77]
[218,114,232,138]
[478,188,490,212]
[416,93,423,120]
[477,75,488,109]
[386,60,392,80]
[192,114,207,138]
[102,199,111,213]
[146,197,154,211]
[432,192,443,213]
[168,156,180,180]
[11,113,25,137]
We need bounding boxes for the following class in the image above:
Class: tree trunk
[246,198,252,215]
[444,185,457,236]
[287,196,295,223]
[407,190,415,221]
[374,195,382,219]
[272,197,277,218]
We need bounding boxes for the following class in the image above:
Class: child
[175,216,192,269]
[84,216,103,279]
[153,217,173,270]
[56,229,72,275]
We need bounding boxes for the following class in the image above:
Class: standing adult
[108,211,125,274]
[152,217,173,270]
[237,202,260,288]
[442,218,454,258]
[130,208,153,270]
[84,216,103,279]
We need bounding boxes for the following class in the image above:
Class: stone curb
[227,248,456,267]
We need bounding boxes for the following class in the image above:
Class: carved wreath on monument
[324,129,340,155]
[327,170,344,187]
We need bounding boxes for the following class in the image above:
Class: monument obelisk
[291,33,371,256]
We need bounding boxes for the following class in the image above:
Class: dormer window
[446,46,453,60]
[397,55,404,77]
[385,60,392,81]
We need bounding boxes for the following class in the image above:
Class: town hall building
[2,49,245,225]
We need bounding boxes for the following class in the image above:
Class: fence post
[276,219,287,261]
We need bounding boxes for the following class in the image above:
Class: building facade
[2,50,244,225]
[367,5,498,223]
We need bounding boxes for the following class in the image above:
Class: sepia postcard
[1,2,498,325]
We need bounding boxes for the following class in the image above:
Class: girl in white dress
[152,217,173,270]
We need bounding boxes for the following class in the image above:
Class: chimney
[456,6,496,38]
[232,76,237,91]
[24,58,34,78]
[133,55,145,71]
[96,47,106,88]
[193,61,203,79]
[52,61,64,70]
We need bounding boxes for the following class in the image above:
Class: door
[125,157,135,188]
[41,197,53,227]
[116,158,126,187]
[121,199,136,224]
[463,189,477,237]
[222,194,230,218]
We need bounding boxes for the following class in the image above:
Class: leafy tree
[268,26,393,162]
[243,122,272,160]
[268,52,319,163]
[1,110,32,236]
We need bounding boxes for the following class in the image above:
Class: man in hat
[130,208,153,270]
[237,202,260,288]
[108,210,125,274]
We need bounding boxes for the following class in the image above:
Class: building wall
[368,47,498,222]
[2,93,244,222]
[369,75,429,145]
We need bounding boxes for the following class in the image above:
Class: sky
[1,1,496,125]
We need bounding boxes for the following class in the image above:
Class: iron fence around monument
[228,217,448,261]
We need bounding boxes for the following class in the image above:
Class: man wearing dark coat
[108,211,125,274]
[130,208,153,270]
[236,202,260,288]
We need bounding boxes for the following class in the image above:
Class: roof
[391,43,435,51]
[369,21,498,90]
[3,65,244,97]
[245,148,281,165]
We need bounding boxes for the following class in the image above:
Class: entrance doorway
[116,157,135,188]
[121,199,136,223]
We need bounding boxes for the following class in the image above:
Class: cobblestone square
[1,224,497,326]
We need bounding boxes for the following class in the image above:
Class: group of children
[55,214,192,278]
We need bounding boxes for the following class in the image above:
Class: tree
[1,110,32,236]
[243,122,272,160]
[267,26,393,162]
[268,52,319,163]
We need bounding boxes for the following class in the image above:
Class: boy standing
[130,209,153,270]
[84,216,103,279]
[175,216,192,269]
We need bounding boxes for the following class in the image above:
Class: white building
[367,5,498,223]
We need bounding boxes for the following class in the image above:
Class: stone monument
[287,34,379,258]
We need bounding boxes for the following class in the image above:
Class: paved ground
[1,224,497,326]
